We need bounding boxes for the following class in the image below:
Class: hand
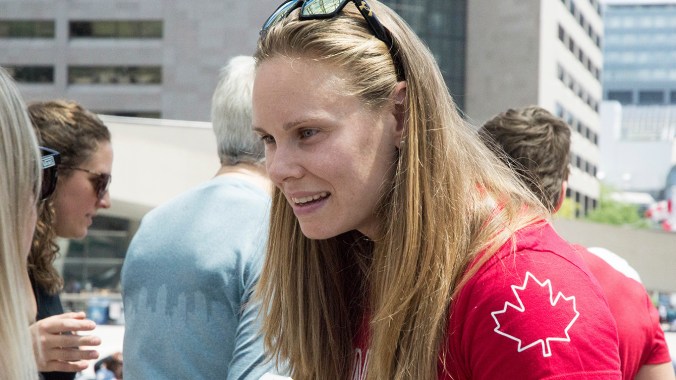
[30,311,101,372]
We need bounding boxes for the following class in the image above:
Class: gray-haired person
[122,56,275,379]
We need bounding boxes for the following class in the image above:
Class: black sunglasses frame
[61,165,112,200]
[39,146,60,201]
[262,0,394,51]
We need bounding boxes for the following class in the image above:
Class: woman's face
[52,141,113,239]
[253,56,402,239]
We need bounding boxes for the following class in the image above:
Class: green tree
[584,185,650,228]
[554,198,578,219]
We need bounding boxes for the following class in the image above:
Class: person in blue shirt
[122,55,275,379]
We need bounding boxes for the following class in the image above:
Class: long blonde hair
[255,2,546,379]
[0,67,40,379]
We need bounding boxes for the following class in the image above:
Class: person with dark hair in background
[251,1,621,378]
[0,66,41,380]
[479,105,674,380]
[28,100,111,379]
[122,55,275,379]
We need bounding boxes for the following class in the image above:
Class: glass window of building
[4,65,54,83]
[606,17,620,29]
[382,0,466,110]
[68,66,162,85]
[0,20,54,38]
[607,90,633,104]
[638,90,664,105]
[69,20,162,39]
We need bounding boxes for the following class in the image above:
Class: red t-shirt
[575,245,672,379]
[352,222,622,379]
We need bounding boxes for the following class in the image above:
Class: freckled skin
[252,56,401,239]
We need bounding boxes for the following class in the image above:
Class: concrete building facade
[0,0,278,121]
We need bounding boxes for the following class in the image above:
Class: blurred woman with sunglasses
[252,1,622,379]
[0,67,40,379]
[28,100,111,380]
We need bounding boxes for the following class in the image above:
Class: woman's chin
[299,224,342,241]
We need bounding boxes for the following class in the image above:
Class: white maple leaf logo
[491,271,580,357]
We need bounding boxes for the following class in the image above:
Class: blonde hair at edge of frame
[254,1,546,380]
[0,67,41,380]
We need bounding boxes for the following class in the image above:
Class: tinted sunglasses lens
[39,147,59,200]
[96,174,111,199]
[263,0,302,31]
[40,166,57,200]
[301,0,343,16]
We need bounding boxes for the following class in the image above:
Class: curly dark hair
[29,201,61,294]
[28,100,110,294]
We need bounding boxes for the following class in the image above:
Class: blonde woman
[0,67,40,379]
[252,1,622,379]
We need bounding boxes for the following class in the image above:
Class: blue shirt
[122,175,273,379]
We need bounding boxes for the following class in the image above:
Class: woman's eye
[260,135,275,144]
[300,129,318,139]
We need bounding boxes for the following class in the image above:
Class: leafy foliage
[584,185,650,228]
[554,198,578,220]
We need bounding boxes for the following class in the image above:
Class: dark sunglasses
[262,0,394,51]
[61,165,112,200]
[39,146,60,200]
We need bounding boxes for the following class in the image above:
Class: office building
[383,0,467,110]
[386,1,602,215]
[0,0,278,121]
[600,0,676,198]
[0,0,276,297]
[599,101,676,198]
[464,0,603,215]
[603,0,676,105]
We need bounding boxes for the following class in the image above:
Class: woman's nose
[266,145,304,185]
[97,190,111,209]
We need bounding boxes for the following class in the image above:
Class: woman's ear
[392,81,407,148]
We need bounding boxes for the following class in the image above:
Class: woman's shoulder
[442,222,621,379]
[473,222,592,285]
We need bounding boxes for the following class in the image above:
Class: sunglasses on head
[39,146,60,201]
[262,0,394,50]
[61,165,112,200]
